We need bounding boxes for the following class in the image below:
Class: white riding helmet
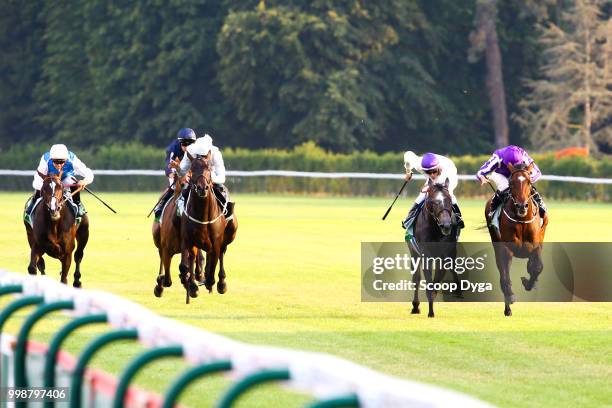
[187,135,213,156]
[49,144,69,160]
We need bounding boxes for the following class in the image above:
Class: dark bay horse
[24,176,88,287]
[179,153,237,302]
[409,178,461,318]
[486,163,549,316]
[152,178,204,298]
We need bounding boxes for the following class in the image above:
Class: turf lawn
[0,193,611,407]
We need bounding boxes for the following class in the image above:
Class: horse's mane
[512,163,529,171]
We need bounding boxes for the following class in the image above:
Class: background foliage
[1,0,609,154]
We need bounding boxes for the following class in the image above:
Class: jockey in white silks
[402,151,464,229]
[26,144,94,222]
[176,134,234,219]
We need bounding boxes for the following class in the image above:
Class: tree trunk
[483,6,509,149]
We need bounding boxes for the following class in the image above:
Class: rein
[184,189,227,225]
[504,169,538,224]
[184,162,228,225]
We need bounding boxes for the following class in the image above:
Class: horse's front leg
[28,246,41,276]
[523,247,544,291]
[187,247,199,299]
[495,247,514,316]
[411,267,420,314]
[195,250,204,282]
[60,254,72,285]
[217,246,227,294]
[205,250,219,294]
[423,267,436,318]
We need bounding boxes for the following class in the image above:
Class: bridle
[505,168,537,224]
[43,177,65,217]
[424,187,452,230]
[184,157,226,225]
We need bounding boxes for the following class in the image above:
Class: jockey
[176,133,234,219]
[476,145,546,220]
[402,151,464,229]
[153,128,197,221]
[26,144,94,219]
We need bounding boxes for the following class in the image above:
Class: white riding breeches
[488,172,509,192]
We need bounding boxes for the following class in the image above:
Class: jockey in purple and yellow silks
[476,145,546,220]
[402,151,464,229]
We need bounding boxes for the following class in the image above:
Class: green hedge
[1,142,610,200]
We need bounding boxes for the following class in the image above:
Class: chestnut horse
[408,178,461,318]
[179,153,237,303]
[152,179,204,298]
[486,163,549,316]
[24,175,89,287]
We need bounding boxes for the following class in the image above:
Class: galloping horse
[152,177,204,298]
[486,162,548,316]
[408,178,461,318]
[24,175,89,287]
[179,153,237,302]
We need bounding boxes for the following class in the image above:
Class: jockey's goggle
[180,139,194,147]
[424,167,439,175]
[52,159,66,165]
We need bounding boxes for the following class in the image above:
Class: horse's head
[189,152,213,198]
[425,178,453,236]
[508,162,534,217]
[41,176,65,221]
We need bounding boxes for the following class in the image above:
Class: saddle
[23,193,81,228]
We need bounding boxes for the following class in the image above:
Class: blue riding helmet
[177,128,196,141]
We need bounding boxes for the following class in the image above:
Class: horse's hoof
[411,308,420,314]
[27,267,36,275]
[504,309,512,317]
[189,283,199,298]
[163,277,172,287]
[428,312,435,318]
[195,273,203,282]
[73,281,82,289]
[61,278,67,284]
[521,277,534,291]
[154,286,163,298]
[217,281,227,294]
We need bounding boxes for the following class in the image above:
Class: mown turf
[0,193,611,407]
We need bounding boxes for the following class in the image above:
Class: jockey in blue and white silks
[402,151,464,229]
[476,145,546,219]
[27,144,94,218]
[153,128,197,221]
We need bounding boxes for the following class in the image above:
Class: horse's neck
[188,190,217,221]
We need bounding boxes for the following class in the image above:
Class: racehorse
[178,153,237,302]
[485,162,548,316]
[24,175,89,287]
[408,178,461,318]
[152,178,204,298]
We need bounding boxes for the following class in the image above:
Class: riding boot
[154,188,174,221]
[531,188,547,218]
[71,188,86,216]
[25,190,41,223]
[225,201,235,221]
[487,189,509,220]
[402,203,420,229]
[452,203,465,229]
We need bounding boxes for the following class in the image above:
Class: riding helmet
[177,128,196,141]
[421,153,439,171]
[49,144,69,160]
